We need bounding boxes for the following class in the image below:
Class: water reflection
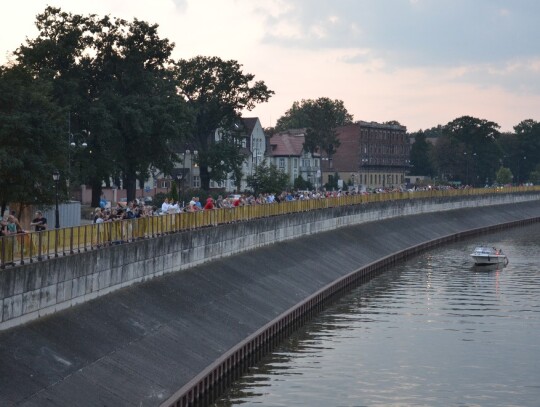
[212,224,540,407]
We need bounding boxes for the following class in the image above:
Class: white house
[267,129,321,189]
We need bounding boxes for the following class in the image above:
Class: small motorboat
[470,246,508,266]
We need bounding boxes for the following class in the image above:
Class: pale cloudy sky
[2,0,540,132]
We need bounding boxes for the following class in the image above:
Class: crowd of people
[90,184,490,223]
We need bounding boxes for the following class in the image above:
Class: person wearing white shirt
[161,198,171,213]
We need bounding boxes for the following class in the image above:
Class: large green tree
[512,119,540,183]
[90,16,190,202]
[174,56,274,190]
[437,116,501,186]
[409,130,433,176]
[0,65,65,214]
[275,97,353,157]
[247,161,290,194]
[13,7,190,205]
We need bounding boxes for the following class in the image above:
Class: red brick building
[323,121,410,189]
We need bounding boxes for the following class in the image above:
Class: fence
[1,186,538,268]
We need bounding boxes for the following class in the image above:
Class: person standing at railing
[4,215,22,259]
[30,211,47,232]
[161,197,172,213]
[203,197,214,210]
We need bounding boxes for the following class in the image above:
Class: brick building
[323,121,410,189]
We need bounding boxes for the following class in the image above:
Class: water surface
[213,224,540,406]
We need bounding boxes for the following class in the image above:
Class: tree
[324,172,341,191]
[529,164,540,185]
[174,56,274,190]
[496,167,513,185]
[169,181,179,202]
[439,116,501,186]
[247,161,289,194]
[0,65,65,215]
[409,130,433,176]
[275,98,353,157]
[293,175,313,191]
[430,135,463,183]
[87,15,190,203]
[513,119,540,182]
[13,7,191,205]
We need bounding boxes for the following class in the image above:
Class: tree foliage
[409,131,433,176]
[496,167,513,185]
[174,56,274,190]
[512,119,540,182]
[293,175,313,191]
[12,7,190,205]
[275,97,353,157]
[247,161,289,194]
[433,116,501,185]
[0,65,65,213]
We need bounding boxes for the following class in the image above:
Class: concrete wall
[1,192,539,330]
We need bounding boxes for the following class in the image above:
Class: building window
[302,159,310,167]
[159,181,170,189]
[279,158,285,168]
[193,176,200,188]
[293,158,298,168]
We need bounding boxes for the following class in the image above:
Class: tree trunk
[200,165,210,191]
[126,172,137,202]
[90,179,102,208]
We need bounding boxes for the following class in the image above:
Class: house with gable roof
[267,129,321,189]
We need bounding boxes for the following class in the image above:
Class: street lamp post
[182,149,190,198]
[67,121,88,190]
[361,157,368,189]
[52,170,60,229]
[192,150,198,189]
[517,156,526,184]
[176,173,183,204]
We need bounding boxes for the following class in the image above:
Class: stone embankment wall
[1,192,539,330]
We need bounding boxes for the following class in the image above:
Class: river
[212,223,540,406]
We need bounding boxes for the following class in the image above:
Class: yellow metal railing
[1,186,538,268]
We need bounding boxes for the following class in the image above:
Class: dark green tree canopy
[431,116,501,186]
[275,97,353,156]
[247,161,290,195]
[513,119,540,180]
[409,131,433,176]
[12,7,190,204]
[174,56,274,190]
[0,65,65,211]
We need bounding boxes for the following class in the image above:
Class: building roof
[242,117,259,136]
[268,129,307,157]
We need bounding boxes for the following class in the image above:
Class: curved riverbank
[0,199,540,406]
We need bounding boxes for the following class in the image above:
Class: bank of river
[214,223,540,407]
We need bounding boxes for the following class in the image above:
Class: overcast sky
[2,0,540,132]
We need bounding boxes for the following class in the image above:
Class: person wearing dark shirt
[30,211,47,232]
